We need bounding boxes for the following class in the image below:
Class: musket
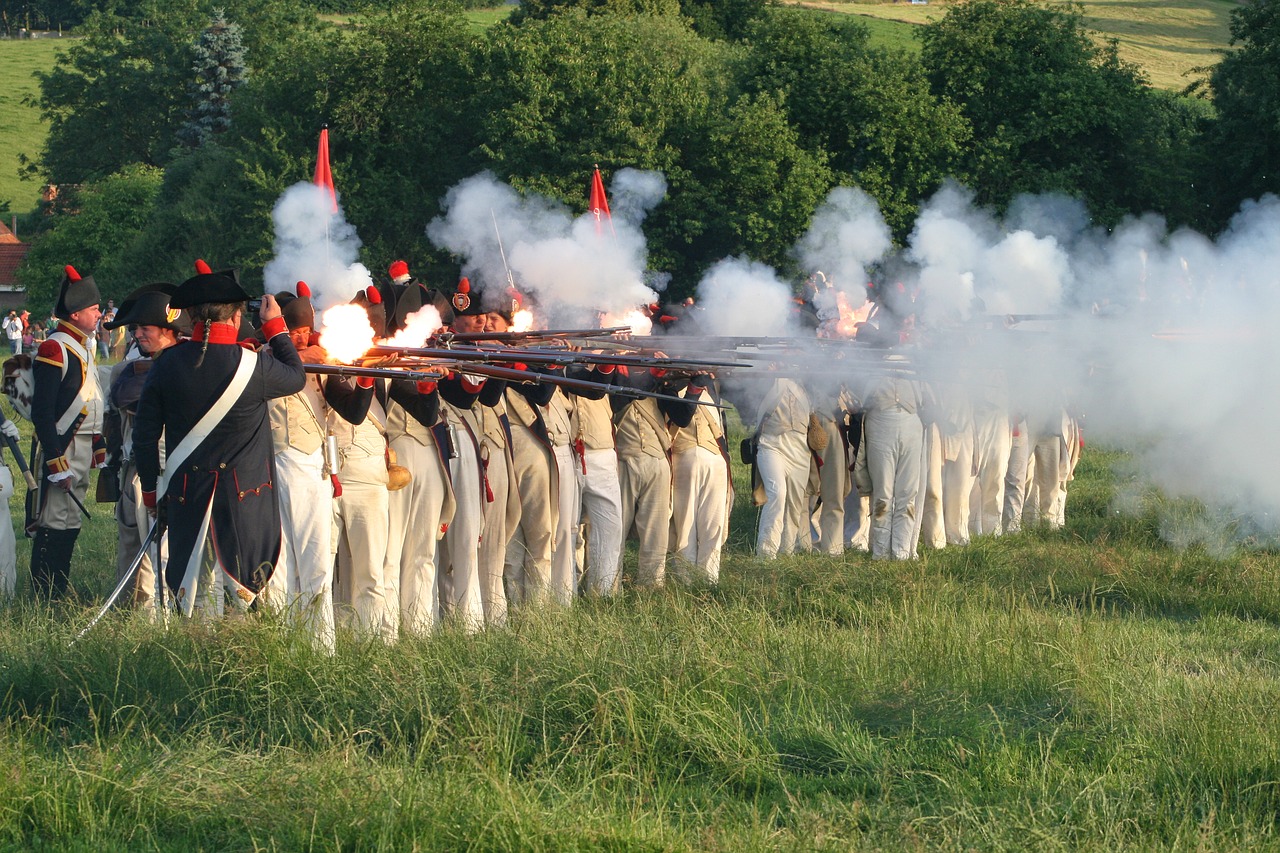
[303,363,445,382]
[433,326,633,344]
[2,434,37,490]
[71,517,163,645]
[366,344,746,372]
[381,359,731,410]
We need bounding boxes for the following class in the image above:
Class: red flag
[589,166,611,235]
[314,127,338,214]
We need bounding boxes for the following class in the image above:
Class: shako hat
[278,281,316,330]
[55,265,101,319]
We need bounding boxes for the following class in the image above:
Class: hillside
[0,38,62,213]
[795,0,1237,91]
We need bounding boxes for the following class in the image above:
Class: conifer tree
[177,10,247,149]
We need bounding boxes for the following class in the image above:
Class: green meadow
[0,396,1277,849]
[791,0,1236,91]
[0,38,62,214]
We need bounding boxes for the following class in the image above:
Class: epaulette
[35,339,64,369]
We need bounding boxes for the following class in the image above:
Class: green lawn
[0,397,1278,848]
[789,0,1236,91]
[0,38,62,214]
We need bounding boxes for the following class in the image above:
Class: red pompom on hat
[366,286,382,304]
[195,259,212,275]
[389,260,410,282]
[458,277,471,294]
[296,281,312,299]
[64,265,81,282]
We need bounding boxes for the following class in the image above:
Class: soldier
[267,283,372,652]
[103,284,190,613]
[668,372,731,582]
[738,376,812,559]
[608,361,694,589]
[135,261,306,616]
[29,265,105,599]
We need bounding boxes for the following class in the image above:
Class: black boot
[48,528,79,600]
[29,527,77,601]
[29,527,54,599]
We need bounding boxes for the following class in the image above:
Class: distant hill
[0,38,63,213]
[790,0,1235,92]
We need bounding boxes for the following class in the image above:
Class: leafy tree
[663,91,831,285]
[739,7,969,235]
[28,0,318,185]
[918,0,1182,224]
[1200,0,1280,228]
[16,164,163,314]
[508,0,682,26]
[177,9,248,148]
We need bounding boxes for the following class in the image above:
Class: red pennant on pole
[314,126,338,214]
[589,165,611,236]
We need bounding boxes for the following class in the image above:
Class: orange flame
[602,309,651,336]
[512,309,534,333]
[318,303,376,363]
[821,291,873,338]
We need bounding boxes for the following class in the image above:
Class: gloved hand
[0,419,17,441]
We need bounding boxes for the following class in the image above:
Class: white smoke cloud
[262,183,373,310]
[426,170,665,326]
[693,258,799,337]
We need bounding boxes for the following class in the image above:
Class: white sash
[49,332,99,435]
[159,348,258,499]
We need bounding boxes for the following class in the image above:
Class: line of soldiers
[730,342,1083,562]
[30,261,735,652]
[20,262,1081,650]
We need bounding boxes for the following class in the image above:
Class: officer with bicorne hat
[132,260,305,616]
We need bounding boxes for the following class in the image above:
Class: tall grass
[0,408,1278,848]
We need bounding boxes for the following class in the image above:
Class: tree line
[12,0,1280,314]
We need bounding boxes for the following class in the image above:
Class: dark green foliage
[739,7,969,237]
[918,0,1196,227]
[1199,0,1280,228]
[176,9,248,149]
[15,164,164,314]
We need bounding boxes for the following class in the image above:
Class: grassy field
[0,38,63,214]
[791,0,1236,91]
[0,394,1278,848]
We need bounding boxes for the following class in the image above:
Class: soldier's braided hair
[190,302,245,368]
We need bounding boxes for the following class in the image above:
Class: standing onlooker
[3,311,23,355]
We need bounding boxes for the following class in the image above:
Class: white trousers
[756,431,811,559]
[440,431,484,632]
[478,441,510,627]
[670,446,729,583]
[866,409,923,561]
[811,414,848,555]
[333,457,391,641]
[272,446,335,653]
[1003,419,1031,533]
[550,445,582,605]
[0,467,15,596]
[578,448,624,595]
[617,452,670,589]
[969,409,1011,536]
[504,424,555,607]
[386,435,448,637]
[941,429,975,546]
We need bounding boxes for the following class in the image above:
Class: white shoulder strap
[159,348,258,498]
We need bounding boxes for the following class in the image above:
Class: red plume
[366,287,382,305]
[458,277,470,294]
[296,281,312,299]
[195,259,212,275]
[64,265,81,282]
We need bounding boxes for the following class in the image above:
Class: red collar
[191,321,241,344]
[53,319,90,344]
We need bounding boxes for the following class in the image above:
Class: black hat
[450,277,485,317]
[103,283,192,335]
[170,259,251,310]
[352,286,387,338]
[54,265,101,319]
[279,281,316,330]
